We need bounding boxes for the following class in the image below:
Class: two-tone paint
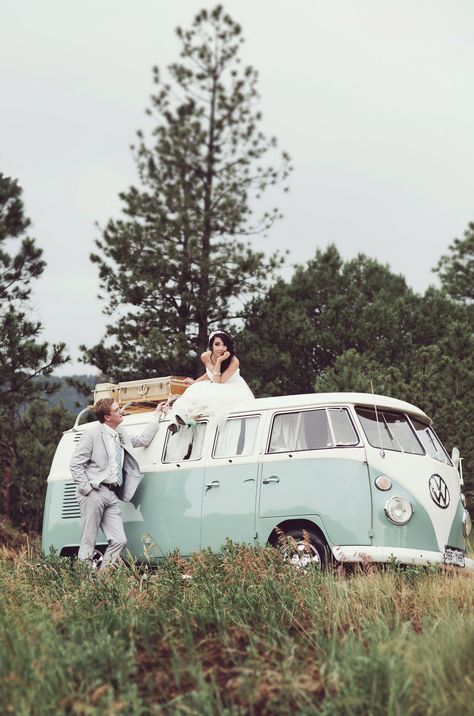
[42,392,473,571]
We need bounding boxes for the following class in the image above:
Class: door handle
[262,476,280,484]
[205,480,220,490]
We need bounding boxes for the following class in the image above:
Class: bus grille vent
[62,482,80,519]
[72,432,82,442]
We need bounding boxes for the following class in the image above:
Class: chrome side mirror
[451,446,460,469]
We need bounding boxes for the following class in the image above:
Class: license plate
[443,545,465,567]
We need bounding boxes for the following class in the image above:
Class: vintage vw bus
[42,392,473,571]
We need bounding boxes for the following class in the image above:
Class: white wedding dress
[170,367,254,427]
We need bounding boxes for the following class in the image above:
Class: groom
[70,398,163,570]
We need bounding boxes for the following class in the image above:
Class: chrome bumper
[332,545,474,573]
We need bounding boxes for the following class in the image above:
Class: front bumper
[332,545,474,573]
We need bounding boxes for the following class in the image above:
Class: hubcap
[284,539,322,569]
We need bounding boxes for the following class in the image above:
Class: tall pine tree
[82,5,291,380]
[0,172,67,521]
[435,221,474,305]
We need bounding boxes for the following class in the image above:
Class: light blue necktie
[114,431,124,486]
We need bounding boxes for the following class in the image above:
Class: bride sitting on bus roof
[166,329,254,432]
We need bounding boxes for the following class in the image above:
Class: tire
[276,528,330,570]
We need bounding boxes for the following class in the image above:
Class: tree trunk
[0,444,15,520]
[198,72,218,350]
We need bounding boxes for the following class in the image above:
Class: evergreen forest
[1,4,473,534]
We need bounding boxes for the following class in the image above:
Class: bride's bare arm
[183,353,213,385]
[185,351,210,383]
[194,373,210,383]
[212,355,239,384]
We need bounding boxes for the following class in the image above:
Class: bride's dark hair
[208,330,235,374]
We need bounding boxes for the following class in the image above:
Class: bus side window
[162,422,206,463]
[269,410,331,452]
[327,408,359,445]
[268,412,300,452]
[300,410,331,449]
[214,416,260,458]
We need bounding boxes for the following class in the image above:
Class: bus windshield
[355,407,424,455]
[411,418,452,465]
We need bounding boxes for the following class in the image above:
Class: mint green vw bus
[42,392,473,571]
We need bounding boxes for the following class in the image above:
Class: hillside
[45,375,97,412]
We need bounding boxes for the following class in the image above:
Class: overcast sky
[1,0,473,374]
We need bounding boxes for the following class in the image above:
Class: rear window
[355,407,424,455]
[163,422,206,462]
[411,419,451,465]
[268,408,359,453]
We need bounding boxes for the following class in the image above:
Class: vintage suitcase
[117,375,189,408]
[93,382,119,403]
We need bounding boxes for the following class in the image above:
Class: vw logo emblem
[428,474,450,509]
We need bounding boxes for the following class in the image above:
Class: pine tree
[435,221,474,305]
[0,172,68,521]
[82,5,291,380]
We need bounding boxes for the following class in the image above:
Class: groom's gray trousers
[77,485,127,567]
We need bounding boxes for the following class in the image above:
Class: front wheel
[276,528,330,569]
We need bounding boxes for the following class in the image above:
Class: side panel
[258,448,372,545]
[125,465,203,558]
[200,459,259,548]
[42,481,106,554]
[42,467,205,560]
[42,420,204,560]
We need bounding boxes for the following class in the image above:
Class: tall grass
[0,542,473,715]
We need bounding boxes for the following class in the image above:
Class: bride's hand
[218,351,231,361]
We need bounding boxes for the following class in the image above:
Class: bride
[168,330,254,432]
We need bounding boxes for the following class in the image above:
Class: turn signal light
[375,475,392,491]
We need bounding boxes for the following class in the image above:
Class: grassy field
[0,540,473,716]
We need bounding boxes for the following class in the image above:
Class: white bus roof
[227,392,431,423]
[71,391,431,431]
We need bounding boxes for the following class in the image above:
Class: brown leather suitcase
[118,376,188,408]
[93,376,189,413]
[93,383,120,403]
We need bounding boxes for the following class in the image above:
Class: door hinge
[368,529,374,538]
[254,532,258,540]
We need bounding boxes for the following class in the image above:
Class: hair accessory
[208,329,230,340]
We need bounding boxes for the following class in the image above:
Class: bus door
[201,415,261,549]
[259,407,372,546]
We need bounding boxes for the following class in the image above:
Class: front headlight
[463,509,472,538]
[384,496,413,525]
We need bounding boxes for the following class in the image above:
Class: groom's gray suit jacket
[70,419,159,502]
